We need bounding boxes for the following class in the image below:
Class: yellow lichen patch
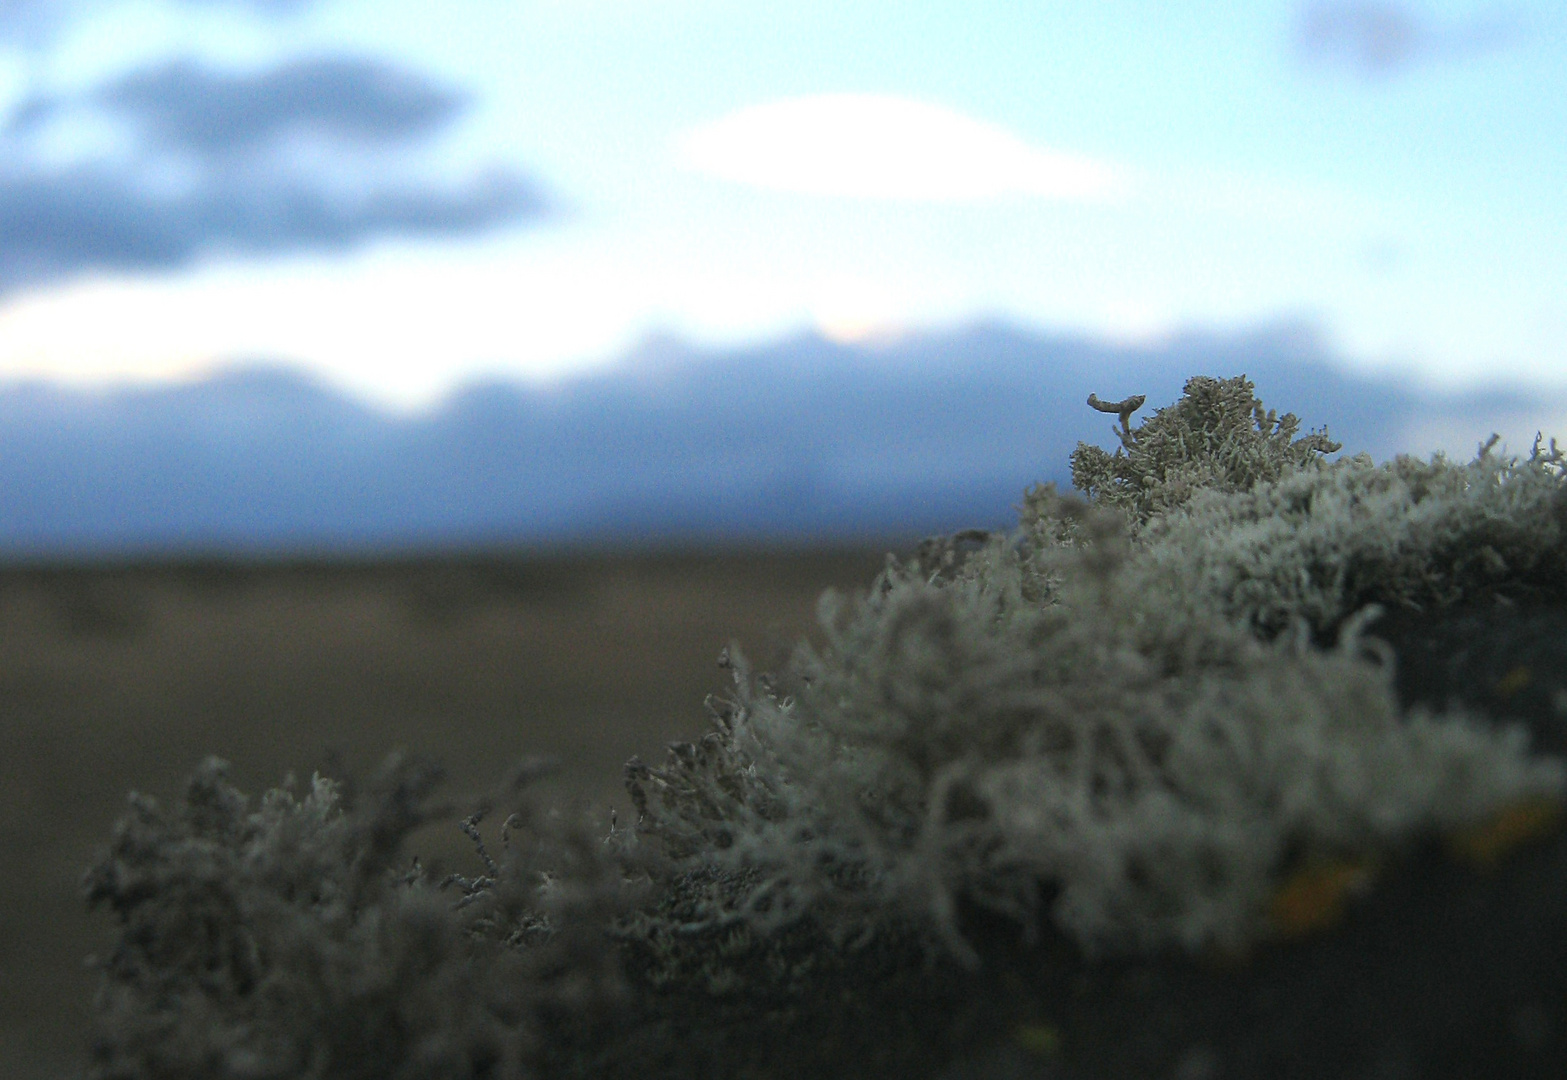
[1012,1022,1061,1057]
[1268,860,1375,938]
[1448,798,1561,869]
[1494,665,1533,702]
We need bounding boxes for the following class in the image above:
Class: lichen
[1069,375,1342,529]
[83,373,1567,1077]
[83,755,638,1080]
[1132,431,1567,640]
[628,376,1567,963]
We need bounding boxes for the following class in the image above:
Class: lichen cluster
[83,374,1567,1077]
[1069,376,1343,528]
[84,755,639,1079]
[628,376,1567,961]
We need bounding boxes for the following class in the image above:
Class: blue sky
[0,0,1562,410]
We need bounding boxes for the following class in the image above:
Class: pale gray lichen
[84,754,638,1080]
[1070,375,1342,529]
[627,377,1567,965]
[83,373,1567,1076]
[1130,432,1567,640]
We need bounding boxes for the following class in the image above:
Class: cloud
[674,94,1126,203]
[0,0,314,46]
[1293,2,1518,76]
[7,55,468,151]
[0,164,533,288]
[0,55,545,293]
[90,56,466,152]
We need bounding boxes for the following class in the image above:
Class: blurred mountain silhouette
[0,320,1560,556]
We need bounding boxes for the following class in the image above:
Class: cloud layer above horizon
[0,0,1560,408]
[0,52,546,295]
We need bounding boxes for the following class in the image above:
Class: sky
[0,0,1562,411]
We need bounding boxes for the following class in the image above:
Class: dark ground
[7,554,1567,1079]
[0,546,899,1080]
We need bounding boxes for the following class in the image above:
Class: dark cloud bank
[0,54,546,293]
[90,54,468,150]
[0,321,1558,556]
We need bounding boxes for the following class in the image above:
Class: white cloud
[674,93,1127,203]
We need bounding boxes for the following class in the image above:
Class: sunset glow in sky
[0,1,1562,409]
